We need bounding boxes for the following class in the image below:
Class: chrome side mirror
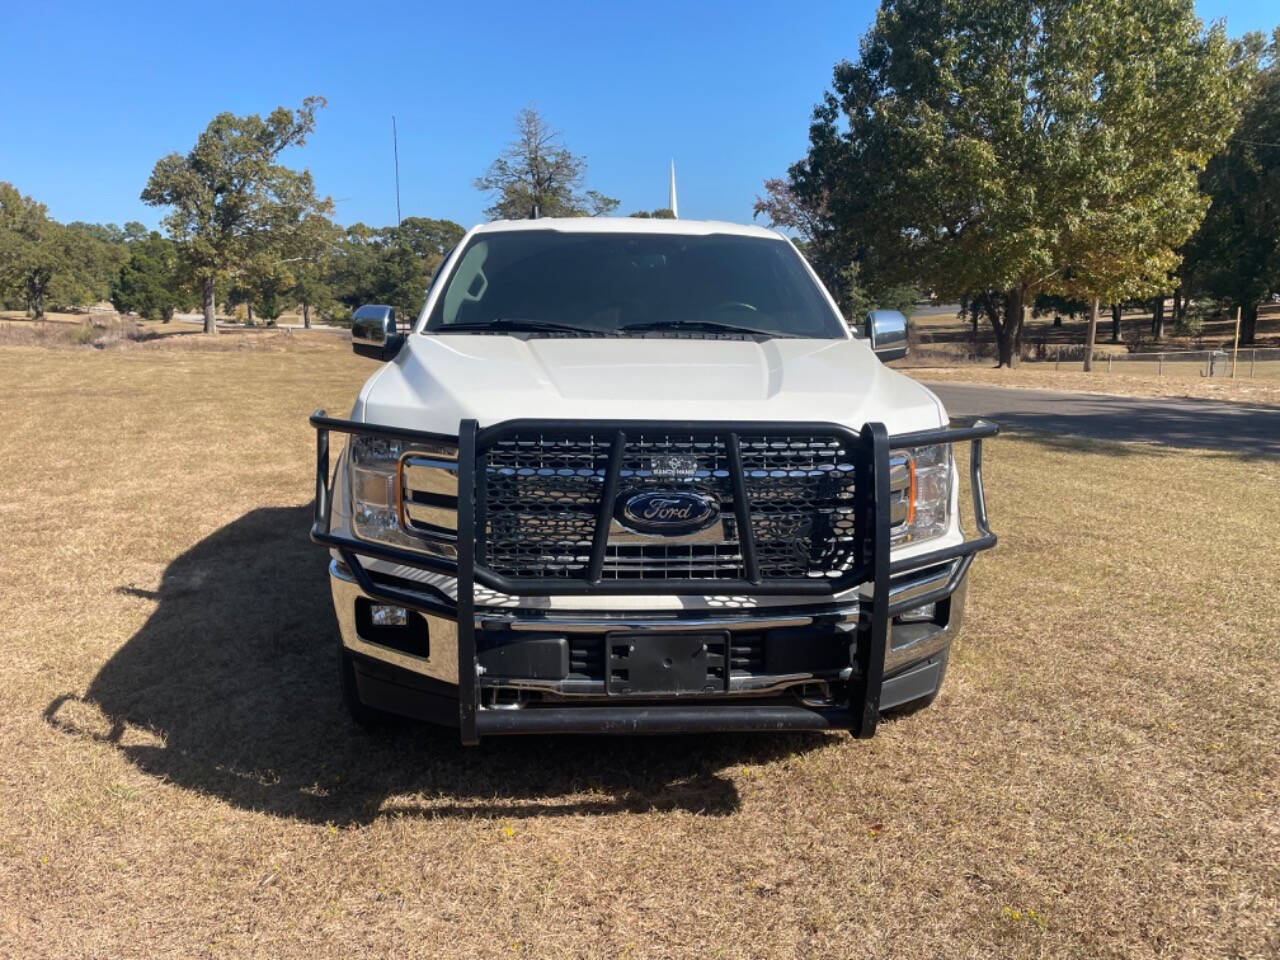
[864,309,908,362]
[352,304,404,360]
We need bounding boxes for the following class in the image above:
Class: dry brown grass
[0,313,347,353]
[910,364,1280,406]
[1,337,1277,959]
[0,310,98,326]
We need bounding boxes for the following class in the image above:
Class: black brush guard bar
[310,412,997,743]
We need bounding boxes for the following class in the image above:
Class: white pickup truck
[310,217,996,744]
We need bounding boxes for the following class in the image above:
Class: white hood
[353,334,946,436]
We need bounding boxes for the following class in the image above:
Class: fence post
[1231,306,1241,378]
[1159,354,1164,376]
[1055,347,1060,371]
[1107,355,1113,374]
[1205,353,1211,377]
[1250,349,1256,378]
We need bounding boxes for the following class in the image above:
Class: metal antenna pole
[392,115,402,227]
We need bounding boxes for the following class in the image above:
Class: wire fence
[1044,346,1280,379]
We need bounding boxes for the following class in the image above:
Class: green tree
[475,106,618,220]
[141,97,331,334]
[327,225,424,320]
[61,222,129,305]
[65,221,126,244]
[122,221,150,245]
[288,213,342,328]
[0,183,73,319]
[628,208,676,219]
[245,256,292,322]
[111,232,190,322]
[394,216,464,261]
[839,261,918,325]
[780,0,1249,366]
[1049,11,1259,368]
[1184,30,1280,345]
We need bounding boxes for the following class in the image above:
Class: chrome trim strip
[476,608,858,634]
[883,561,955,610]
[330,559,458,683]
[403,458,459,497]
[484,674,828,699]
[885,626,948,674]
[478,560,955,633]
[404,501,459,529]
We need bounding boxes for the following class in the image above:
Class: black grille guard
[310,413,998,743]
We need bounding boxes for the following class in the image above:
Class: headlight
[348,435,458,558]
[890,443,951,545]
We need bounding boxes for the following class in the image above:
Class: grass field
[2,336,1277,958]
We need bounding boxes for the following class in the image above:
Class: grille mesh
[738,436,859,580]
[479,431,860,582]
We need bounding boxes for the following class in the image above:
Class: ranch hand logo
[616,490,720,535]
[648,454,698,480]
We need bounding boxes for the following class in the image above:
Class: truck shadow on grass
[45,506,826,824]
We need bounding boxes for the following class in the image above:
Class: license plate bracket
[604,632,728,696]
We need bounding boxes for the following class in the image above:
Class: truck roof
[470,217,784,240]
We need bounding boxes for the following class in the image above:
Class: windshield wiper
[434,317,593,335]
[620,319,785,338]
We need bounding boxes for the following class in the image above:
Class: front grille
[479,429,879,583]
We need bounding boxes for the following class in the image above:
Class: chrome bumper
[331,556,961,686]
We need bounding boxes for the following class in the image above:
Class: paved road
[927,382,1279,456]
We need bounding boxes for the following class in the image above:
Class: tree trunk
[1083,298,1100,372]
[1110,303,1121,343]
[1173,287,1183,326]
[995,288,1025,368]
[202,276,217,335]
[1240,301,1258,345]
[1151,295,1164,340]
[27,272,47,320]
[247,302,254,325]
[1053,314,1062,328]
[302,302,312,329]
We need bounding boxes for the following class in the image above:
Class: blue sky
[1,1,1273,231]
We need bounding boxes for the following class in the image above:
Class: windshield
[421,231,847,339]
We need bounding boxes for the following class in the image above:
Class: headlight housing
[348,435,458,558]
[890,443,952,545]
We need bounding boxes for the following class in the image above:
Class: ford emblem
[616,490,720,535]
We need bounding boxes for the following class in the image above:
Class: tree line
[0,186,142,321]
[0,102,622,333]
[757,0,1280,364]
[0,177,465,331]
[13,4,1276,354]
